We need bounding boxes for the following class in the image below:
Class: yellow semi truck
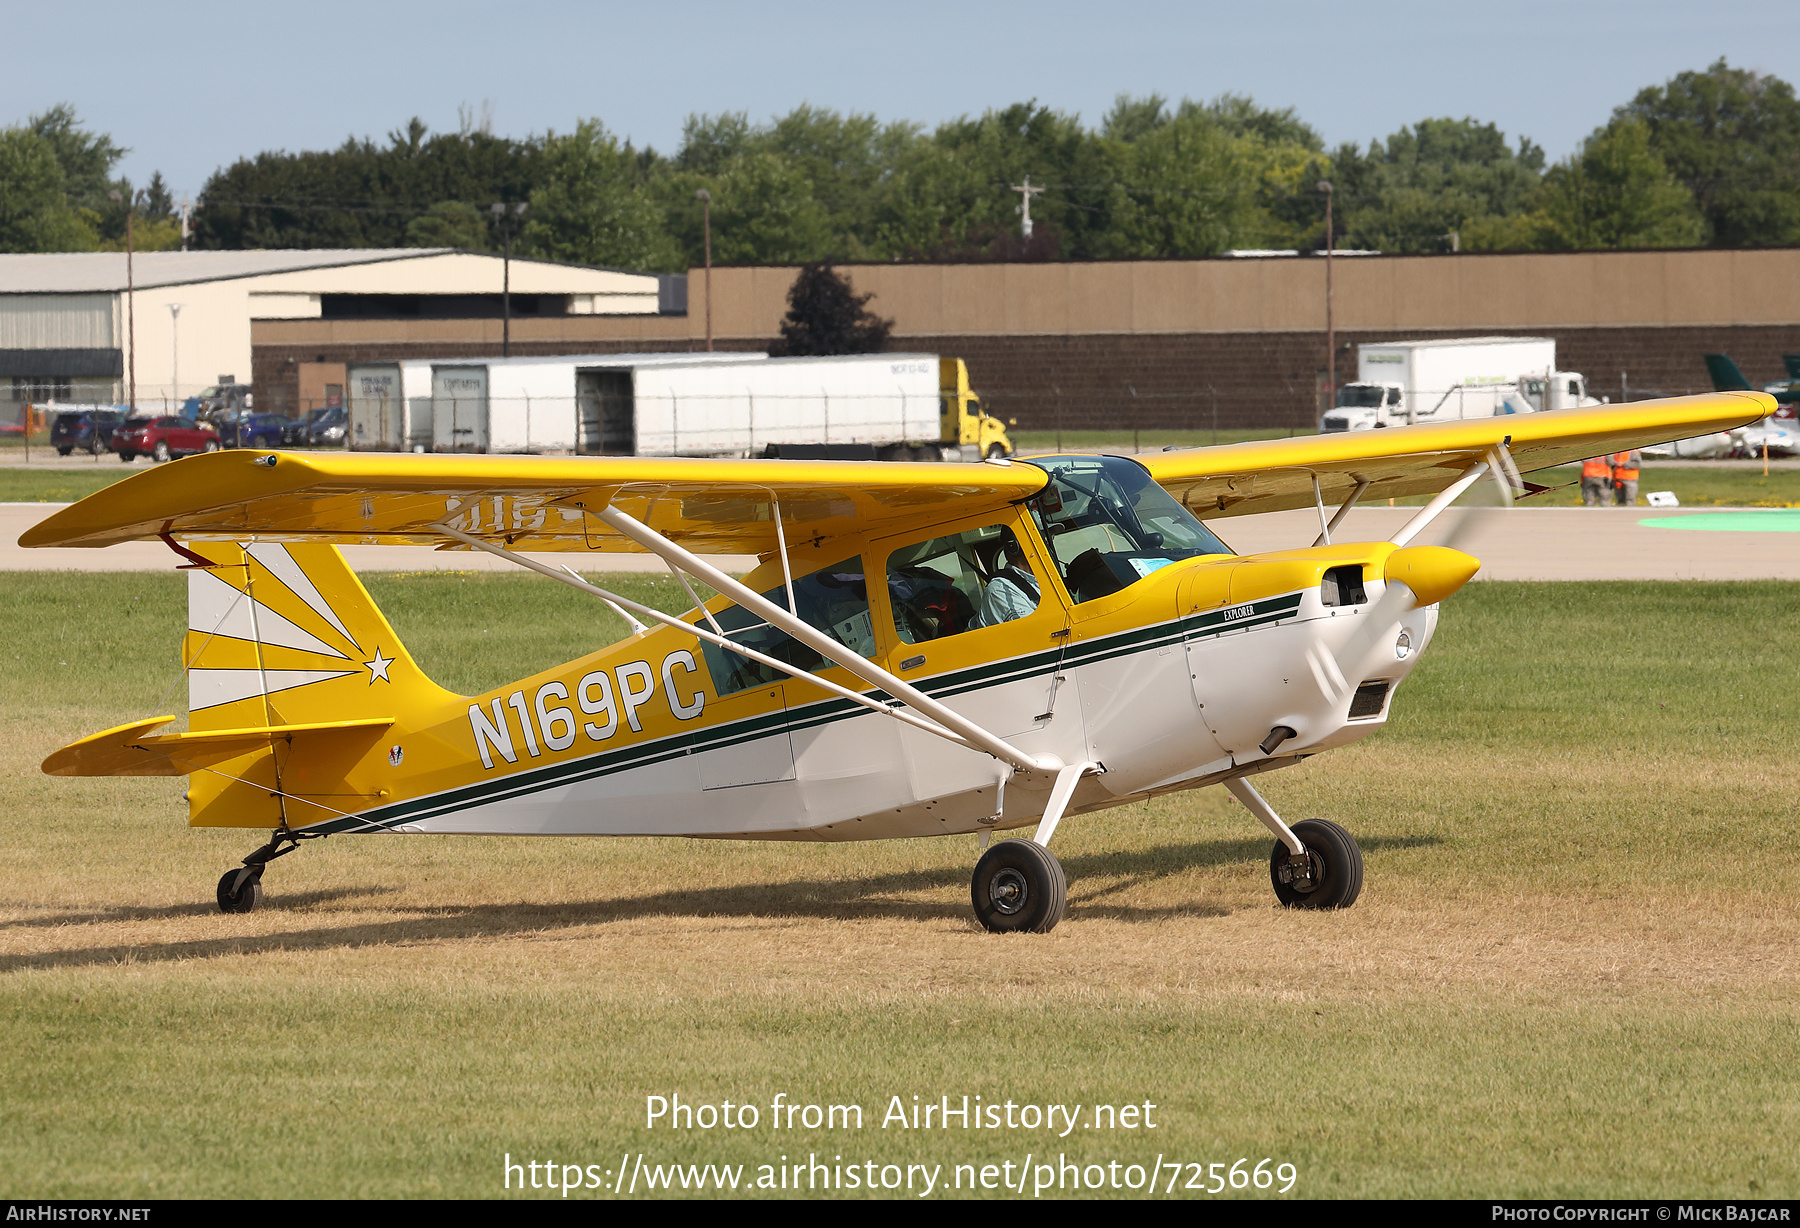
[939,357,1015,460]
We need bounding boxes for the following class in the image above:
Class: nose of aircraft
[1384,546,1481,607]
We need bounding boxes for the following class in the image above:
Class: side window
[694,557,873,697]
[886,525,1040,645]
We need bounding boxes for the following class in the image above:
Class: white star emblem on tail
[366,649,394,683]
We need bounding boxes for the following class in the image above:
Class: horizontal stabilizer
[43,716,394,778]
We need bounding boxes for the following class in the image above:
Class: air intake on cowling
[1348,681,1391,719]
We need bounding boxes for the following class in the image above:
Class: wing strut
[1389,459,1489,548]
[1312,477,1370,548]
[591,506,1062,776]
[432,522,999,759]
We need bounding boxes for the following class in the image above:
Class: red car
[111,414,221,463]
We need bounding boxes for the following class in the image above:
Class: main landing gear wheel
[972,839,1067,933]
[1269,818,1363,910]
[216,867,263,914]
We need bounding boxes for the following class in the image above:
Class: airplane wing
[19,452,1048,555]
[1139,392,1773,518]
[20,393,1770,552]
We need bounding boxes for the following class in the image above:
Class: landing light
[1395,630,1412,661]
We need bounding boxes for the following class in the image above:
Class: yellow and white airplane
[25,392,1769,932]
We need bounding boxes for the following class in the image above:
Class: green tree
[668,151,832,266]
[523,121,676,270]
[1531,118,1704,249]
[193,119,542,250]
[405,200,492,249]
[1334,118,1544,252]
[28,103,125,213]
[0,127,95,252]
[1619,59,1800,246]
[1099,109,1257,257]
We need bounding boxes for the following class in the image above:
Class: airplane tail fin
[166,540,454,828]
[1703,353,1754,392]
[45,541,448,828]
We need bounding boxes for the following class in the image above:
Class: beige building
[0,250,666,413]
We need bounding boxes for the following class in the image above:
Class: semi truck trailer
[345,352,1012,460]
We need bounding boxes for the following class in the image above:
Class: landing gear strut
[969,760,1096,933]
[216,825,324,914]
[1226,776,1364,910]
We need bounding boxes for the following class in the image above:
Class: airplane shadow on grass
[1,834,1440,973]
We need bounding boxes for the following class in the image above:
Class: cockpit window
[1027,455,1233,604]
[692,557,874,697]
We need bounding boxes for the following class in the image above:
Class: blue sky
[6,1,1795,196]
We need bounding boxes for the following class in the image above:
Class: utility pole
[167,303,183,408]
[179,194,191,251]
[491,202,527,357]
[1011,176,1045,239]
[109,189,137,411]
[695,189,713,351]
[1318,180,1335,420]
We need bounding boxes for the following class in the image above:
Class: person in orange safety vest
[1611,450,1643,506]
[1580,456,1613,506]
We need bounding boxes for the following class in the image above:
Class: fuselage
[285,534,1437,844]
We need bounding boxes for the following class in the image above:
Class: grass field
[3,572,1798,1199]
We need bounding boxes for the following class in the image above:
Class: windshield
[1027,455,1233,604]
[1335,385,1387,408]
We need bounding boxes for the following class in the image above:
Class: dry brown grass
[2,573,1797,1198]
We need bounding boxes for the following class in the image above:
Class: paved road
[5,502,1794,580]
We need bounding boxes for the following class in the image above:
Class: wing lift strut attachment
[432,509,1071,782]
[1389,443,1522,548]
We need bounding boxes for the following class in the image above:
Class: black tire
[985,442,1008,459]
[1269,818,1363,909]
[204,440,221,453]
[89,436,104,455]
[56,446,72,457]
[216,868,263,914]
[118,451,135,462]
[153,439,171,463]
[972,839,1067,933]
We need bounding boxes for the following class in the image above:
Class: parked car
[285,406,339,446]
[50,410,125,455]
[110,415,222,462]
[213,410,292,449]
[307,405,347,446]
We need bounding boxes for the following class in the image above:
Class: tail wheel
[1269,818,1363,909]
[216,868,263,914]
[972,839,1067,933]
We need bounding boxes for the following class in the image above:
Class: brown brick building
[251,248,1800,432]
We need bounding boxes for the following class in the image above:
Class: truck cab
[1517,373,1599,414]
[939,358,1013,459]
[1320,383,1403,431]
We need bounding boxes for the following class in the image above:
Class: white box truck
[1320,336,1601,432]
[348,352,1013,460]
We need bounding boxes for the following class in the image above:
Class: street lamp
[1317,180,1335,419]
[108,189,137,411]
[167,302,183,410]
[490,201,528,357]
[694,189,713,352]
